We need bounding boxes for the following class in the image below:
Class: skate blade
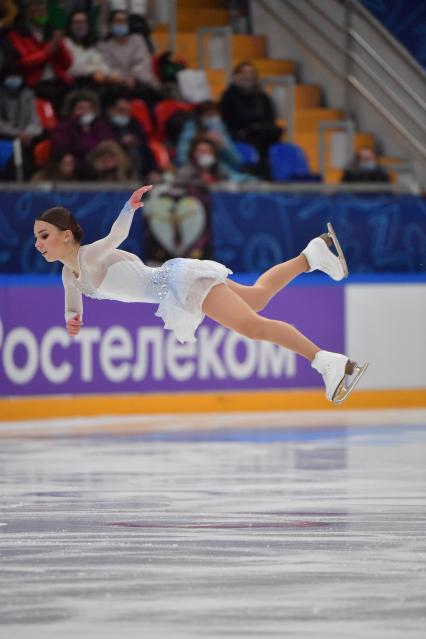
[332,362,369,404]
[326,222,349,278]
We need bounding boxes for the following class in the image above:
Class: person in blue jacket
[174,100,243,173]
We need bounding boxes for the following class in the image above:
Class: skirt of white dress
[154,258,232,343]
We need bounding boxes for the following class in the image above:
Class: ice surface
[0,409,425,638]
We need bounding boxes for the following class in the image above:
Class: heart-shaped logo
[145,192,207,256]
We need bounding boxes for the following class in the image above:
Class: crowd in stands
[0,0,390,186]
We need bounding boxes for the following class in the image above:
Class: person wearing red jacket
[8,0,73,112]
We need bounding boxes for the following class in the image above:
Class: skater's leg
[227,254,308,311]
[202,283,320,361]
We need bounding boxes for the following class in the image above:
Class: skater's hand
[129,185,153,211]
[66,314,82,336]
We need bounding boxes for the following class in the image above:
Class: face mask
[197,154,216,168]
[4,76,23,91]
[31,15,49,27]
[359,160,377,171]
[201,115,221,129]
[70,24,89,40]
[111,113,130,127]
[111,24,129,38]
[79,112,95,126]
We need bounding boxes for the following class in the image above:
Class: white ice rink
[1,409,426,638]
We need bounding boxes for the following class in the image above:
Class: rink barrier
[0,388,425,422]
[1,274,425,419]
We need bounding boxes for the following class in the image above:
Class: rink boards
[0,275,425,419]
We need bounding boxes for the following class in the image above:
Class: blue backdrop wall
[0,190,425,274]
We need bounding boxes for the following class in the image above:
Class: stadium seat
[0,140,14,170]
[148,139,171,170]
[268,142,317,181]
[35,99,58,129]
[130,99,155,139]
[234,142,260,166]
[33,139,52,168]
[154,100,193,142]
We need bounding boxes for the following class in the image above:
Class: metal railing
[318,120,355,179]
[196,26,233,82]
[253,0,426,170]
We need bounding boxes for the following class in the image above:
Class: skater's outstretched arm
[86,185,152,260]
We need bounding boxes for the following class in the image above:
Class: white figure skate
[302,223,348,281]
[312,350,369,404]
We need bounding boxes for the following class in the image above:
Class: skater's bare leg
[227,254,309,311]
[203,283,320,361]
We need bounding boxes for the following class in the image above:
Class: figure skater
[34,185,368,403]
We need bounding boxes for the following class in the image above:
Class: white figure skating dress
[62,201,231,343]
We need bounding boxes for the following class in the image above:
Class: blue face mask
[201,115,221,129]
[4,76,23,91]
[111,24,129,38]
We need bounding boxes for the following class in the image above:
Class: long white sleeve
[84,201,136,261]
[62,266,83,322]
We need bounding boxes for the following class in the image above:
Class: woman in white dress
[34,185,368,403]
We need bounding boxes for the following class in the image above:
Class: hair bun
[74,223,84,243]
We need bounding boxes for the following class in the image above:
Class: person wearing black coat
[219,61,282,163]
[342,146,390,183]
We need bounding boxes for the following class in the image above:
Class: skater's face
[34,221,73,262]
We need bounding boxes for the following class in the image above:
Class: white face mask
[79,112,95,126]
[197,154,216,168]
[111,113,130,127]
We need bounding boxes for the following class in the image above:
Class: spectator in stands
[8,0,73,112]
[176,137,252,186]
[342,146,390,183]
[64,10,117,92]
[104,92,158,179]
[95,0,154,52]
[51,89,113,167]
[97,9,160,108]
[31,150,79,182]
[83,139,137,181]
[175,100,243,173]
[0,68,42,179]
[219,61,281,174]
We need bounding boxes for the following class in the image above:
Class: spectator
[31,150,79,182]
[104,92,158,179]
[342,146,391,183]
[175,100,243,173]
[64,10,116,91]
[97,9,160,108]
[0,69,42,179]
[95,0,154,52]
[83,139,137,181]
[7,0,73,112]
[176,137,252,186]
[219,61,281,171]
[51,89,113,166]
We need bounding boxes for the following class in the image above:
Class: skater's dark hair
[36,207,84,244]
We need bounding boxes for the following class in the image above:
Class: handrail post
[167,0,176,54]
[259,75,295,142]
[318,120,355,180]
[197,26,233,83]
[13,139,24,182]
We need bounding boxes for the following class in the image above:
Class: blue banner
[0,190,425,274]
[212,192,426,273]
